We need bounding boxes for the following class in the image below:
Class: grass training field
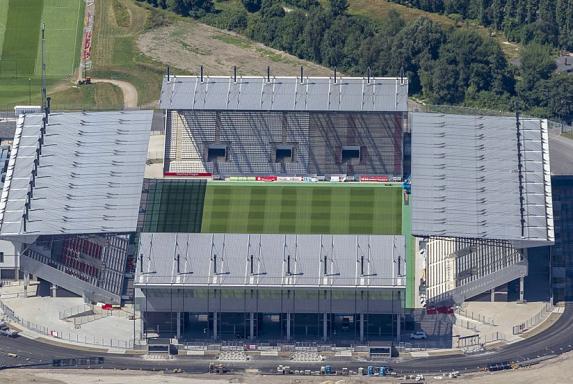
[0,0,84,108]
[201,182,403,235]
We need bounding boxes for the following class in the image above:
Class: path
[76,0,139,109]
[90,78,138,109]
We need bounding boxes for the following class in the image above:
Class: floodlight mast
[41,23,47,111]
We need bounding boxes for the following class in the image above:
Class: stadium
[0,72,555,347]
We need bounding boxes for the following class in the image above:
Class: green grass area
[201,182,403,235]
[0,77,58,107]
[401,190,414,309]
[141,180,207,233]
[1,0,43,76]
[89,0,168,107]
[36,0,85,77]
[112,0,131,28]
[50,82,124,111]
[0,2,8,59]
[0,0,84,109]
[212,33,253,49]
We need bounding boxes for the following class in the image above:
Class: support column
[51,284,57,298]
[490,288,495,302]
[23,272,30,297]
[176,312,181,340]
[323,313,328,341]
[396,314,401,342]
[519,277,525,302]
[249,312,255,340]
[286,313,291,341]
[359,313,364,342]
[213,312,218,340]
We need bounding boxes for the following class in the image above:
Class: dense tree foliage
[139,0,570,121]
[517,44,573,123]
[137,0,214,17]
[389,0,573,50]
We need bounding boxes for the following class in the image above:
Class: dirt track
[90,78,138,108]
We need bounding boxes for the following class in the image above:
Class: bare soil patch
[137,21,332,77]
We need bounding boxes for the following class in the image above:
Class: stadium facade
[0,73,555,345]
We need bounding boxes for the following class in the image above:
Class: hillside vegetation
[388,0,573,51]
[135,0,572,122]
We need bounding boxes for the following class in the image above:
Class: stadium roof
[411,113,554,244]
[159,75,408,112]
[135,233,406,288]
[0,111,153,236]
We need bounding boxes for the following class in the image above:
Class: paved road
[548,128,573,176]
[0,303,571,374]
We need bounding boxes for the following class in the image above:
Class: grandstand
[161,76,407,178]
[0,110,153,303]
[411,113,554,305]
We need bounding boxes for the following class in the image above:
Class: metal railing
[59,304,93,320]
[455,318,479,332]
[414,103,516,117]
[456,307,496,326]
[512,302,554,335]
[0,299,136,349]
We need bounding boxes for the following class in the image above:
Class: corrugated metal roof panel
[160,76,408,112]
[135,233,405,288]
[411,113,553,244]
[0,111,153,236]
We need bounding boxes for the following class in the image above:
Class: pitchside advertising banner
[163,172,401,183]
[360,176,389,182]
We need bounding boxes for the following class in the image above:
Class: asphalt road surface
[0,303,571,375]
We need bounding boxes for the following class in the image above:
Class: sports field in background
[0,0,84,107]
[201,182,403,235]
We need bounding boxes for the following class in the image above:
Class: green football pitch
[201,182,403,235]
[0,0,84,107]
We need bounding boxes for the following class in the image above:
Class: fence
[417,103,569,134]
[415,103,516,117]
[455,318,479,332]
[59,304,93,320]
[456,307,496,326]
[0,299,136,349]
[512,302,554,335]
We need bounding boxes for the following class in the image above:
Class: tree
[520,44,555,88]
[329,0,348,16]
[241,0,262,12]
[390,17,445,94]
[541,74,573,124]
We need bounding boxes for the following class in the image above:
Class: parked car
[409,330,428,340]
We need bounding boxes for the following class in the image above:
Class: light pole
[28,78,31,105]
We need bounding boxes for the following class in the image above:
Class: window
[275,145,294,162]
[0,252,3,263]
[341,146,361,163]
[207,145,227,162]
